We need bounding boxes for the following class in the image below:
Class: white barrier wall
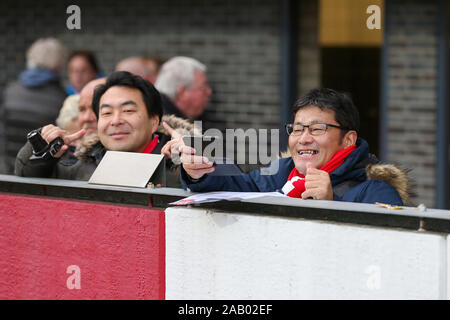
[165,207,448,299]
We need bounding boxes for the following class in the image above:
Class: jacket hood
[74,114,200,160]
[157,114,202,136]
[280,138,411,205]
[19,68,60,88]
[365,163,411,205]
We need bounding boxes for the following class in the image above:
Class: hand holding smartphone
[182,135,243,176]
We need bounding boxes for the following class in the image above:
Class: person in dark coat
[1,38,67,174]
[15,72,197,187]
[173,88,410,205]
[155,56,212,120]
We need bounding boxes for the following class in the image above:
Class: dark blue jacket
[181,138,404,205]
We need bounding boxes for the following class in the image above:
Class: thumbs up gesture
[301,163,334,200]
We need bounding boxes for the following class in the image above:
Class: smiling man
[15,71,195,187]
[93,79,160,154]
[176,88,409,205]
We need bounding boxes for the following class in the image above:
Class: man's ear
[343,130,357,148]
[149,115,160,134]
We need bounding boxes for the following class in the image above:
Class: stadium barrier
[1,174,450,299]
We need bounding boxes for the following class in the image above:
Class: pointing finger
[163,121,181,139]
[63,129,86,145]
[179,145,196,155]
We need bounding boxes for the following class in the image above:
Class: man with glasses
[175,88,408,205]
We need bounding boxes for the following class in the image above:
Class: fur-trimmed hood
[74,114,200,160]
[157,114,202,136]
[280,140,412,205]
[365,163,411,205]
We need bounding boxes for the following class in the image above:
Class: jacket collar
[19,68,60,88]
[330,138,371,183]
[161,93,187,119]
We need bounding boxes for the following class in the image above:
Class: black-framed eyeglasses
[285,123,347,136]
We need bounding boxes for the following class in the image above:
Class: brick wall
[0,0,284,173]
[298,0,321,96]
[385,0,439,207]
[0,0,282,131]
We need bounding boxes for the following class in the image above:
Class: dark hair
[68,50,100,74]
[92,71,162,122]
[292,88,360,135]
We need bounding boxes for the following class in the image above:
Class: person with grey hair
[0,37,67,174]
[56,94,81,137]
[155,56,212,120]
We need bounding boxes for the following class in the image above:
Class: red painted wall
[0,193,165,300]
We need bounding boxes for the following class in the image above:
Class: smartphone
[182,135,221,161]
[182,135,243,176]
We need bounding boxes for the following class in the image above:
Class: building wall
[0,0,286,173]
[298,0,321,95]
[0,0,282,132]
[385,0,439,207]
